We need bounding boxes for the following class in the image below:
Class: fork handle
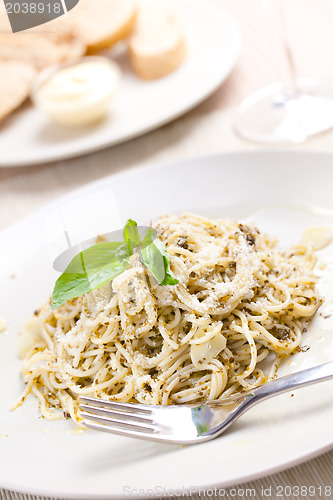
[243,361,333,407]
[210,362,333,439]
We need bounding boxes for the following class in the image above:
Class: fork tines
[79,396,159,437]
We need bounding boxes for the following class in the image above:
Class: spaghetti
[13,213,320,421]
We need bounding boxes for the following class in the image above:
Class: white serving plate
[1,151,333,498]
[0,0,241,167]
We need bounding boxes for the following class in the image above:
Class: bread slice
[0,34,62,71]
[0,21,85,70]
[0,9,11,33]
[0,61,35,122]
[0,24,85,122]
[65,0,137,53]
[128,0,187,79]
[30,20,85,63]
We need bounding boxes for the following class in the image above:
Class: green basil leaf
[51,220,178,310]
[140,228,179,286]
[123,219,141,256]
[153,238,179,285]
[51,242,129,310]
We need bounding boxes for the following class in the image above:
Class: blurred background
[1,0,333,229]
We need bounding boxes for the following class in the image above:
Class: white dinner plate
[0,0,241,168]
[1,151,333,498]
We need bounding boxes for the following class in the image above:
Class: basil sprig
[51,219,178,310]
[123,218,141,255]
[140,228,179,286]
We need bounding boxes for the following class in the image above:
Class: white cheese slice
[191,332,226,368]
[0,317,7,333]
[19,317,43,358]
[301,226,333,251]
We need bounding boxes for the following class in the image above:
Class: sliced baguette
[128,0,186,79]
[0,10,11,33]
[0,23,85,71]
[0,61,36,122]
[0,25,84,122]
[65,0,137,53]
[30,20,85,62]
[0,35,63,71]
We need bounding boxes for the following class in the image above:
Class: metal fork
[79,361,333,445]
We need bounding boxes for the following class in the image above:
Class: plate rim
[2,149,333,235]
[2,440,333,500]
